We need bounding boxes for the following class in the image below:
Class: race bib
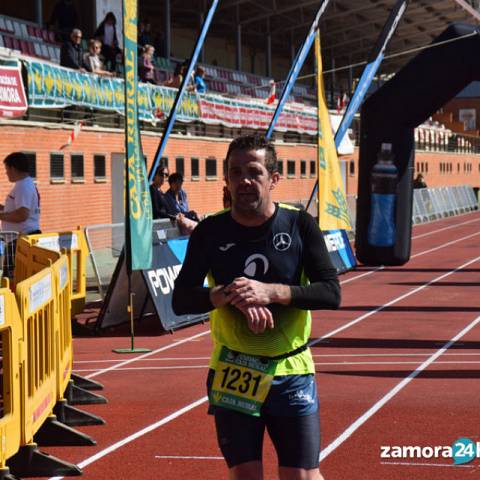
[210,347,276,416]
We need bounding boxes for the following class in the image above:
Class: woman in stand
[84,39,113,76]
[139,44,156,84]
[94,12,121,72]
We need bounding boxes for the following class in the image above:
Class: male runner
[173,134,340,480]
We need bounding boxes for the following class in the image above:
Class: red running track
[40,211,480,480]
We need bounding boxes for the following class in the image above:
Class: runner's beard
[234,191,263,214]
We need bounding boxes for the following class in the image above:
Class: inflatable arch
[355,23,480,265]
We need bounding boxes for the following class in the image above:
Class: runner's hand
[209,285,235,308]
[227,277,274,308]
[236,304,274,334]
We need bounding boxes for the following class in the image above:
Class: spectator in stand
[60,29,86,70]
[138,21,153,47]
[193,66,207,93]
[84,39,114,77]
[49,0,78,42]
[413,173,427,189]
[139,45,156,84]
[94,12,121,72]
[149,165,171,219]
[164,173,199,221]
[163,62,184,89]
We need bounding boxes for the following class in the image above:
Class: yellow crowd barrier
[52,255,73,398]
[13,239,60,284]
[21,230,88,316]
[15,265,58,444]
[0,281,22,473]
[2,240,102,477]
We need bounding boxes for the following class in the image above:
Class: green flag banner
[123,0,152,271]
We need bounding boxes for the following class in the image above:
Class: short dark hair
[154,165,167,178]
[4,152,30,173]
[168,172,183,184]
[225,134,277,174]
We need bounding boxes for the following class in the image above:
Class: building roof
[152,0,480,83]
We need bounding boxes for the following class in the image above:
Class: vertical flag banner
[265,0,331,139]
[306,0,408,212]
[123,0,152,270]
[315,32,352,231]
[149,0,219,180]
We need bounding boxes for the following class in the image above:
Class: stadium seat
[4,18,14,34]
[33,42,44,58]
[40,43,49,58]
[12,20,22,37]
[3,35,13,49]
[20,23,29,39]
[11,37,21,51]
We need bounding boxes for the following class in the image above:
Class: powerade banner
[142,239,208,331]
[96,238,207,331]
[315,33,352,232]
[0,58,27,118]
[323,230,356,272]
[123,0,152,270]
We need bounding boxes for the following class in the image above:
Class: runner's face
[226,148,278,215]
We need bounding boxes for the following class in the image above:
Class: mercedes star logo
[273,233,292,251]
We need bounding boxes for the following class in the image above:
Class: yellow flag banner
[315,32,352,231]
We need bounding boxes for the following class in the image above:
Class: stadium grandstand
[0,0,479,232]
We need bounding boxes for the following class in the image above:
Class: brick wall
[0,123,478,233]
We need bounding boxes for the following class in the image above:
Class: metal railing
[84,218,180,299]
[412,185,478,223]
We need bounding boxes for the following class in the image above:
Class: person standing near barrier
[172,134,340,480]
[0,152,41,277]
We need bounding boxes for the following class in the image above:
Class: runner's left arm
[290,210,341,310]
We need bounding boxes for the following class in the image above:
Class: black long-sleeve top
[172,204,341,314]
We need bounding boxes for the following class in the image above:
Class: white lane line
[51,254,480,479]
[74,357,212,363]
[72,360,480,373]
[309,255,480,346]
[80,228,480,378]
[380,461,475,468]
[74,366,209,372]
[411,230,480,259]
[319,314,480,462]
[340,229,480,285]
[84,330,211,379]
[412,215,480,240]
[155,456,223,460]
[49,396,209,480]
[73,352,480,364]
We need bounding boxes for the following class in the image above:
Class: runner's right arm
[172,221,218,314]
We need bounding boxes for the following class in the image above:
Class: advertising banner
[122,0,152,271]
[23,59,318,134]
[0,58,27,118]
